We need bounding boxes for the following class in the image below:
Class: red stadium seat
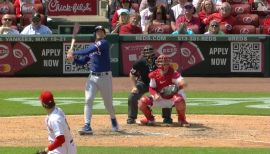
[236,14,259,26]
[232,25,256,34]
[231,4,250,16]
[262,25,270,34]
[20,13,46,26]
[0,3,15,14]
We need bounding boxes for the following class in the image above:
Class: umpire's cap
[94,25,106,34]
[39,91,54,105]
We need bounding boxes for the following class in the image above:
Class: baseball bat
[70,22,80,50]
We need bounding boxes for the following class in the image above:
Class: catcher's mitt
[36,149,47,154]
[159,84,179,98]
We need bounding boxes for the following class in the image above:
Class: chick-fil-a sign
[47,0,97,16]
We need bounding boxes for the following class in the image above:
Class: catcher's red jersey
[148,67,181,96]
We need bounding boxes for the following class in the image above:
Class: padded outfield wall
[0,34,269,77]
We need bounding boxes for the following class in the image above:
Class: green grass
[0,90,269,116]
[0,147,270,154]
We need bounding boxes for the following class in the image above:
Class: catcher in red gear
[138,54,190,127]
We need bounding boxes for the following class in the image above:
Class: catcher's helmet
[142,45,155,58]
[156,54,171,65]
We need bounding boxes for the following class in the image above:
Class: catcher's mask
[142,45,155,61]
[39,91,55,109]
[156,54,171,71]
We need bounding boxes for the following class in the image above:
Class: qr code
[231,42,262,72]
[63,43,91,74]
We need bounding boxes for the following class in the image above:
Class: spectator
[14,0,41,17]
[0,0,14,14]
[198,0,216,32]
[263,15,270,34]
[111,0,135,28]
[175,2,201,33]
[204,20,224,34]
[111,8,130,34]
[119,12,142,34]
[139,0,167,12]
[20,12,52,34]
[144,5,172,34]
[172,22,194,35]
[203,2,236,33]
[0,14,19,35]
[169,0,188,31]
[140,0,157,31]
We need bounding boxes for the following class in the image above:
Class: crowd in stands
[108,0,270,34]
[1,0,270,35]
[0,0,50,35]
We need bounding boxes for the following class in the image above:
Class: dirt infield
[0,77,270,148]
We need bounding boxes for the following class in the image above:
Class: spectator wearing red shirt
[175,2,201,34]
[111,0,135,28]
[144,5,172,34]
[263,15,270,34]
[203,2,236,33]
[198,0,217,33]
[119,12,142,34]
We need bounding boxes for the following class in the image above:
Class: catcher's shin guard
[174,95,190,127]
[138,96,153,120]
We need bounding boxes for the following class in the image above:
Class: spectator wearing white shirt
[140,0,156,31]
[21,12,52,35]
[139,0,167,12]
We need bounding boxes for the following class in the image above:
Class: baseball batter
[66,25,119,135]
[138,54,190,127]
[38,91,76,154]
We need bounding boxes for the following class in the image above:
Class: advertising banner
[47,0,97,16]
[0,35,120,77]
[121,38,264,76]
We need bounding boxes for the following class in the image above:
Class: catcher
[37,91,77,154]
[138,54,190,127]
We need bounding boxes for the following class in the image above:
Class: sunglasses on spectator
[156,12,162,14]
[3,18,12,21]
[32,18,40,22]
[220,7,229,11]
[210,24,219,27]
[185,6,193,9]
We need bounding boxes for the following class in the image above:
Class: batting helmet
[94,25,106,34]
[39,91,55,108]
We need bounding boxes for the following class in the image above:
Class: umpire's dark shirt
[131,57,157,85]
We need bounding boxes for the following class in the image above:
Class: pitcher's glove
[159,84,179,98]
[36,149,47,154]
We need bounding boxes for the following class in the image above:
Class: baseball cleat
[126,118,136,124]
[178,120,190,127]
[111,118,119,132]
[78,123,93,135]
[163,118,173,124]
[140,118,155,126]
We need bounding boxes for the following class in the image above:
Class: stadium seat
[20,13,46,27]
[232,25,256,34]
[0,3,15,14]
[236,14,259,26]
[231,4,251,16]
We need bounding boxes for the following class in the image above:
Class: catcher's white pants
[152,90,186,108]
[84,71,116,124]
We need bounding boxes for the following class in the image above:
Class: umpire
[127,45,173,124]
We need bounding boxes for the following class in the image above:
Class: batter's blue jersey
[73,39,111,72]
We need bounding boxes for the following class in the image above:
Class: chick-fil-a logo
[48,0,96,15]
